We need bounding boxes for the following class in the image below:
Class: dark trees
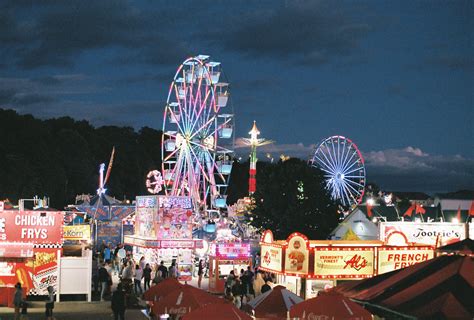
[250,158,339,240]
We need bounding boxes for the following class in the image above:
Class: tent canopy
[247,285,304,319]
[336,255,474,319]
[182,302,252,320]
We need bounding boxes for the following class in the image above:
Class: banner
[216,242,251,259]
[284,233,309,275]
[377,247,434,274]
[260,245,283,272]
[63,225,91,241]
[0,248,60,295]
[380,222,466,246]
[0,211,64,244]
[314,248,374,279]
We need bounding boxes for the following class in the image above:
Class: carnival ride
[161,55,235,237]
[309,135,365,208]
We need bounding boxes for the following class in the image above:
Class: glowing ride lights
[241,121,273,195]
[146,170,163,194]
[310,136,366,208]
[161,54,234,216]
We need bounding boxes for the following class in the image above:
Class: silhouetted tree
[250,158,339,239]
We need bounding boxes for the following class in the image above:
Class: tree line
[0,109,339,238]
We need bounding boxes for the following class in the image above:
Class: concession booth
[208,241,252,294]
[259,230,435,299]
[0,210,64,306]
[124,195,202,282]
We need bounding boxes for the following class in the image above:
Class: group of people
[224,267,276,309]
[12,283,55,320]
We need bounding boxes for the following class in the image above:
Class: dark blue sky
[1,0,472,193]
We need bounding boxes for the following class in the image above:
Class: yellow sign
[377,247,434,274]
[63,225,91,241]
[314,249,374,278]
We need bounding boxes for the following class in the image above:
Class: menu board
[314,248,374,279]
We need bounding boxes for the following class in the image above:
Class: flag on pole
[403,203,416,217]
[456,205,461,221]
[415,204,426,214]
[367,203,373,217]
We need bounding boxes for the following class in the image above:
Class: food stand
[124,196,201,282]
[259,229,435,299]
[208,241,252,294]
[0,210,64,305]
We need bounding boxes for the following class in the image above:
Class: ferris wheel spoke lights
[310,135,366,208]
[162,54,234,213]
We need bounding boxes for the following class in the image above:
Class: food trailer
[208,241,252,294]
[0,210,64,306]
[259,229,435,299]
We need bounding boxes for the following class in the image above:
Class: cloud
[210,2,370,65]
[363,147,474,193]
[2,1,189,69]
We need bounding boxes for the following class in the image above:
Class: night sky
[1,0,472,194]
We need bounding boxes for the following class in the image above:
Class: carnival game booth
[208,241,252,294]
[259,230,435,299]
[124,195,201,282]
[71,194,135,247]
[0,210,64,306]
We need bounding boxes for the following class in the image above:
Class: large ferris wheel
[310,135,365,208]
[161,55,234,212]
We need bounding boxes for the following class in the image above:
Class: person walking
[99,262,110,301]
[253,272,265,296]
[158,261,168,279]
[231,278,243,309]
[152,270,164,285]
[261,281,272,294]
[103,244,111,263]
[225,270,235,291]
[111,283,126,320]
[13,282,23,320]
[143,263,152,291]
[168,262,178,279]
[134,265,143,295]
[45,286,55,320]
[197,259,204,288]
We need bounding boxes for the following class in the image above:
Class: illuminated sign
[284,233,309,275]
[314,248,374,279]
[260,245,282,272]
[63,225,91,241]
[380,222,466,246]
[216,243,251,258]
[0,211,64,244]
[377,247,434,274]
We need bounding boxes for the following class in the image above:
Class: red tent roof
[335,255,474,319]
[182,302,253,320]
[151,284,223,317]
[290,291,373,320]
[247,285,304,319]
[143,278,182,301]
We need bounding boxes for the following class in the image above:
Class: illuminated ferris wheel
[161,55,234,211]
[310,135,365,207]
